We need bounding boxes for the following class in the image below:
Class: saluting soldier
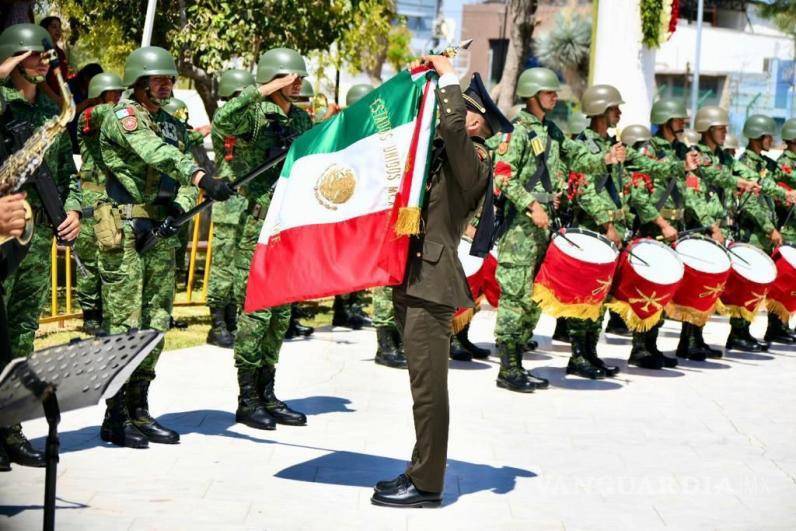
[206,68,256,348]
[212,48,312,430]
[96,46,235,448]
[74,72,124,335]
[0,23,82,468]
[370,58,511,508]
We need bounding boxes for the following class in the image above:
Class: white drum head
[779,245,796,268]
[552,230,618,264]
[676,237,731,274]
[457,238,485,277]
[729,244,777,284]
[628,240,684,285]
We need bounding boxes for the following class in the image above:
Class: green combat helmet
[256,47,308,84]
[566,112,588,136]
[723,133,741,151]
[516,67,560,99]
[780,118,796,142]
[581,85,624,117]
[122,46,178,87]
[621,124,652,147]
[163,97,189,122]
[299,78,314,99]
[679,128,700,147]
[0,23,52,62]
[694,105,729,133]
[742,114,776,139]
[346,83,374,107]
[650,98,688,125]
[88,72,124,99]
[218,68,255,99]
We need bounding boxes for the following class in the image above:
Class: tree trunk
[179,63,218,119]
[496,0,538,113]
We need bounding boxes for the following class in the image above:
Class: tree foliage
[46,0,400,117]
[534,11,591,99]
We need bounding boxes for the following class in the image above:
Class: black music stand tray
[0,329,163,531]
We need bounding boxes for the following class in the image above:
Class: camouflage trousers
[566,308,606,340]
[208,197,247,308]
[233,210,289,369]
[372,286,395,328]
[74,215,102,314]
[2,224,53,359]
[494,224,548,349]
[99,223,176,383]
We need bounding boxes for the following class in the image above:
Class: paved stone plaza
[1,309,795,530]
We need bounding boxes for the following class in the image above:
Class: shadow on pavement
[674,359,732,370]
[532,366,623,391]
[448,360,491,371]
[274,450,536,505]
[30,396,355,454]
[723,351,775,361]
[0,497,88,517]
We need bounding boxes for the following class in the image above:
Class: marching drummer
[488,67,624,392]
[725,115,796,352]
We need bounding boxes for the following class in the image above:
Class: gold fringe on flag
[604,299,663,332]
[394,206,422,236]
[766,299,793,325]
[663,302,716,327]
[531,283,604,321]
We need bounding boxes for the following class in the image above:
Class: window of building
[655,74,726,107]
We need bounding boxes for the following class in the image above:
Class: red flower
[685,173,700,191]
[567,172,587,201]
[628,172,654,194]
[669,0,679,35]
[781,164,792,175]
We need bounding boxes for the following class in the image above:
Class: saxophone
[0,45,76,246]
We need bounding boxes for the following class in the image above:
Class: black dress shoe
[375,473,408,493]
[371,475,442,508]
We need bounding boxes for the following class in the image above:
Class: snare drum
[719,243,778,322]
[665,235,732,326]
[532,227,619,320]
[766,245,796,324]
[453,238,501,332]
[606,238,684,331]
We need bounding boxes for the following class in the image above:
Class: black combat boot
[692,324,723,358]
[552,318,569,343]
[236,369,276,430]
[521,338,539,352]
[725,320,763,352]
[81,309,103,335]
[127,380,180,444]
[332,295,367,330]
[629,332,663,369]
[376,326,408,368]
[259,365,307,426]
[765,314,796,345]
[224,302,238,333]
[566,334,606,379]
[496,343,535,392]
[285,305,314,340]
[101,386,149,448]
[0,424,46,467]
[449,334,472,361]
[605,310,631,336]
[647,325,678,367]
[584,328,620,376]
[207,306,234,348]
[0,444,10,471]
[676,321,708,361]
[455,324,490,359]
[351,304,373,328]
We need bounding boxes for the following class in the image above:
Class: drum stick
[725,247,751,266]
[552,231,582,250]
[625,248,650,267]
[674,250,713,265]
[780,204,794,232]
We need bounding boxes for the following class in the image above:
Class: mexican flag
[244,68,438,312]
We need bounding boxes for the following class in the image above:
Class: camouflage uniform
[0,84,81,360]
[734,149,786,253]
[98,101,199,380]
[211,85,312,369]
[490,110,607,383]
[776,149,796,243]
[372,286,396,327]
[74,104,114,328]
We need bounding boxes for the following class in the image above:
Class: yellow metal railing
[40,204,214,326]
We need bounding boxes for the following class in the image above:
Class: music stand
[0,329,163,531]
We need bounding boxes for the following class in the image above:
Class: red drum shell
[720,243,777,321]
[667,237,732,326]
[767,245,796,322]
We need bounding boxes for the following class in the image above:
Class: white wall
[656,22,794,76]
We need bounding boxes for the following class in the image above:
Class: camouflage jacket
[692,142,736,227]
[735,149,782,235]
[77,103,114,208]
[0,82,81,215]
[569,128,659,234]
[211,85,312,206]
[777,150,796,234]
[645,135,713,228]
[99,98,200,213]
